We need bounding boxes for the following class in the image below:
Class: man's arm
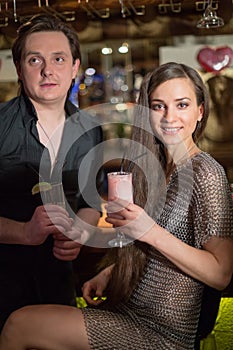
[0,217,26,244]
[0,205,73,245]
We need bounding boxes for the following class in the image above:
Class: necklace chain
[37,120,57,160]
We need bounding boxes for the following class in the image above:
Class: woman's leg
[0,304,90,350]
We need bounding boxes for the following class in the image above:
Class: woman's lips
[161,127,182,135]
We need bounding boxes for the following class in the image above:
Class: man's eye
[56,57,65,63]
[28,57,41,65]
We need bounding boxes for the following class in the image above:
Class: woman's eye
[152,103,165,111]
[178,102,188,109]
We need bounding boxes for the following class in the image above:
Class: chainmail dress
[82,152,233,350]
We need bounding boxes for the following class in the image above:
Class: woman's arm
[106,201,233,290]
[145,222,233,290]
[82,264,114,305]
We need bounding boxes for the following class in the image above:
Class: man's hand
[23,204,73,245]
[53,232,82,261]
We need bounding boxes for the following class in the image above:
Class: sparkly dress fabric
[82,152,233,350]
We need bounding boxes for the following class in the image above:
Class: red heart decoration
[197,46,233,72]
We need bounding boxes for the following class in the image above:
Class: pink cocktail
[107,171,133,247]
[107,172,133,203]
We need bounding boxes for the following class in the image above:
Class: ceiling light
[196,0,224,29]
[101,47,113,55]
[118,43,129,54]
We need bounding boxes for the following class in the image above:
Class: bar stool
[194,285,221,350]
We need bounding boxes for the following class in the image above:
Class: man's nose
[41,61,53,76]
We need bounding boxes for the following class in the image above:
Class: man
[0,13,103,332]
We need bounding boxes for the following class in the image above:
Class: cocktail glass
[41,182,66,209]
[107,171,134,248]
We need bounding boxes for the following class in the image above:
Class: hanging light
[101,47,113,55]
[118,43,129,54]
[196,0,224,29]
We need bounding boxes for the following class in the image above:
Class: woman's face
[149,77,203,149]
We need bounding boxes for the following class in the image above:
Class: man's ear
[72,59,80,79]
[15,62,22,80]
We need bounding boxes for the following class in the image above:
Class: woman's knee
[0,307,28,348]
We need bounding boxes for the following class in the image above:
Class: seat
[194,285,222,350]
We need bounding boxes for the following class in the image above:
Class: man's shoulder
[69,108,102,131]
[0,96,21,118]
[0,96,27,137]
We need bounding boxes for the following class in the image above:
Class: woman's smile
[161,126,183,135]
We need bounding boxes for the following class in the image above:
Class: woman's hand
[105,199,155,243]
[82,265,114,306]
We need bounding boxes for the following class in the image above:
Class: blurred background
[0,3,232,348]
[1,0,233,183]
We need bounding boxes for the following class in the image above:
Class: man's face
[17,31,80,106]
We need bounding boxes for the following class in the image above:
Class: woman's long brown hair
[100,62,209,306]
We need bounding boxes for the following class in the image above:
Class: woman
[0,62,232,350]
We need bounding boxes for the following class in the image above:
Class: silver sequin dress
[82,152,233,350]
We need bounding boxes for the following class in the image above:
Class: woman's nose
[163,107,176,122]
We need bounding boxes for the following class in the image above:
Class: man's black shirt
[0,92,103,330]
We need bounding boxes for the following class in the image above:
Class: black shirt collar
[20,90,79,126]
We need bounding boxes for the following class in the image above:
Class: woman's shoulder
[191,151,229,191]
[192,151,226,178]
